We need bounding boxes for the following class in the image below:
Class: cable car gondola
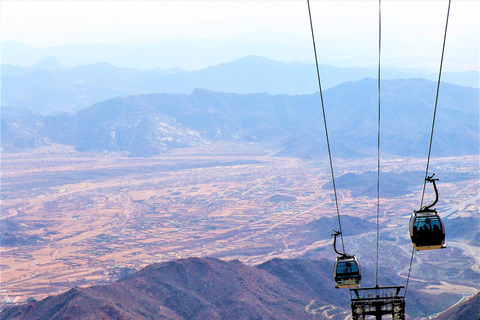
[332,230,361,288]
[409,174,446,251]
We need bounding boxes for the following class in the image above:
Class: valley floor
[1,145,478,318]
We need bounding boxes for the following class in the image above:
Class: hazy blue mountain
[1,41,45,68]
[0,39,313,70]
[3,40,478,88]
[1,64,32,77]
[2,55,478,115]
[31,56,66,70]
[1,79,478,157]
[1,62,146,114]
[141,55,378,95]
[0,106,52,150]
[1,56,65,77]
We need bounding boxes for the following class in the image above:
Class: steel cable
[306,0,345,253]
[405,0,452,295]
[375,0,382,288]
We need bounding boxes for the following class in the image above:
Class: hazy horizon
[1,1,479,72]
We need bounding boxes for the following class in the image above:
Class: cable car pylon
[350,286,405,320]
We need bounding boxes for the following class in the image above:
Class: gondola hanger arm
[417,174,439,213]
[331,230,350,257]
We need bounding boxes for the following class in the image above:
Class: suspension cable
[405,0,452,295]
[404,246,415,293]
[420,0,451,209]
[306,0,345,253]
[375,0,382,288]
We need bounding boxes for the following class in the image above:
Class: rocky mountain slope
[1,257,474,320]
[0,257,349,320]
[2,78,478,158]
[433,291,480,320]
[2,55,478,114]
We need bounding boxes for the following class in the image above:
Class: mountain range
[1,257,476,320]
[2,55,478,115]
[2,78,478,158]
[1,39,316,71]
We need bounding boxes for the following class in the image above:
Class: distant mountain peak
[233,55,283,65]
[31,56,66,71]
[71,61,126,72]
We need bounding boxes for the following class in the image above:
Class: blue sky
[1,0,478,71]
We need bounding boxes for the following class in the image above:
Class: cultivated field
[1,144,478,309]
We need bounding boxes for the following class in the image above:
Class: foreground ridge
[0,257,349,320]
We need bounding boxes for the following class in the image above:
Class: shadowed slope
[433,291,480,320]
[1,257,336,320]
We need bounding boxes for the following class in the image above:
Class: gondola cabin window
[334,258,361,288]
[410,214,446,251]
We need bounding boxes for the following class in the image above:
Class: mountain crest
[31,56,66,71]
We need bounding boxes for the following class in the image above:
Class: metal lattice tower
[350,286,405,320]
